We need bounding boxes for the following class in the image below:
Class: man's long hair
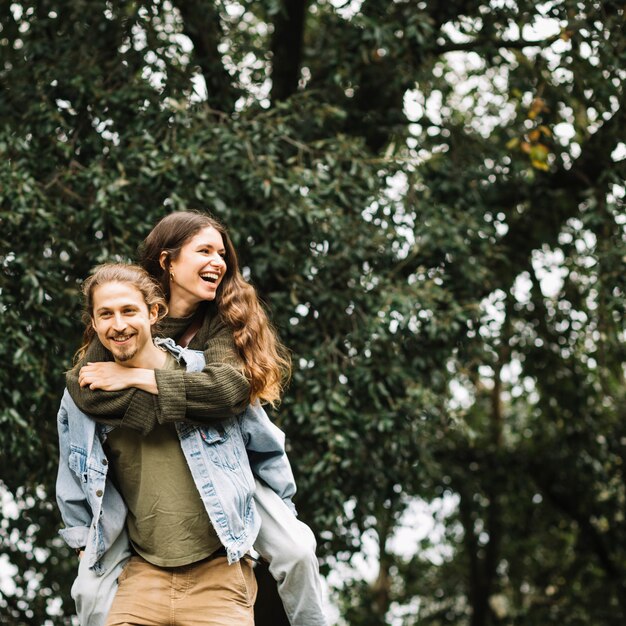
[75,263,168,363]
[139,210,291,406]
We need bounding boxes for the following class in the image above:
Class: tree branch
[434,33,562,55]
[398,104,626,299]
[174,1,238,112]
[532,467,626,611]
[490,105,626,290]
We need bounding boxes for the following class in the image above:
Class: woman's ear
[159,251,169,271]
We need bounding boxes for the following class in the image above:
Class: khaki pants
[104,554,257,626]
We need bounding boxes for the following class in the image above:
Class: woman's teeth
[201,272,219,283]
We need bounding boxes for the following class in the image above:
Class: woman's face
[163,226,227,313]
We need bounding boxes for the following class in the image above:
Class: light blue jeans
[72,479,327,626]
[253,480,327,625]
[72,528,130,626]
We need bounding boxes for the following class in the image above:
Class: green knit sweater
[66,303,250,434]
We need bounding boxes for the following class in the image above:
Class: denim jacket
[56,339,296,572]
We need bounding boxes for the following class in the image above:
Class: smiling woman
[61,210,328,626]
[68,210,289,414]
[137,210,289,406]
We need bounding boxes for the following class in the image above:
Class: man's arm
[55,390,93,551]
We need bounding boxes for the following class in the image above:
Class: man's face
[91,281,158,364]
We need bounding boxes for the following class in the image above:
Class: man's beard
[109,334,137,362]
[113,346,137,362]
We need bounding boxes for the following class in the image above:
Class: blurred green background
[0,1,624,624]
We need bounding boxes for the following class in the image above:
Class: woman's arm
[78,362,158,394]
[154,317,250,424]
[66,313,250,431]
[65,340,160,434]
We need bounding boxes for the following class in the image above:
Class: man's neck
[116,340,168,369]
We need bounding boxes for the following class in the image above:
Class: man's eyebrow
[94,304,139,313]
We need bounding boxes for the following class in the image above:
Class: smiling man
[91,280,160,363]
[56,263,259,626]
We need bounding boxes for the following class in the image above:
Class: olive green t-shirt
[105,353,222,567]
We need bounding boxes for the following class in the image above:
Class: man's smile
[108,333,136,344]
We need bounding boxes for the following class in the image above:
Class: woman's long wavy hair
[139,210,291,406]
[74,263,169,363]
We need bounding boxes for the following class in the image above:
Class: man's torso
[105,352,222,567]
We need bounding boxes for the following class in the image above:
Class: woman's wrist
[131,368,158,394]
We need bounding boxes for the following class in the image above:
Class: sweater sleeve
[65,339,159,435]
[154,315,250,425]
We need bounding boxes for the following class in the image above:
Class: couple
[56,211,327,625]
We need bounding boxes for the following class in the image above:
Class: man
[57,264,295,626]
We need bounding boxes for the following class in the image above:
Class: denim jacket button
[101,459,108,466]
[95,490,103,497]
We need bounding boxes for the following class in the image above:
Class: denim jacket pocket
[69,444,108,482]
[199,415,239,444]
[69,446,88,482]
[199,425,229,445]
[199,418,244,471]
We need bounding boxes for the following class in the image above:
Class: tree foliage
[0,1,624,624]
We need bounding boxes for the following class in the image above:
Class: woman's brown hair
[139,210,291,405]
[75,263,168,363]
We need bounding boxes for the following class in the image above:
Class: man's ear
[149,304,160,326]
[159,251,169,271]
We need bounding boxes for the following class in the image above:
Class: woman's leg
[253,479,327,626]
[71,529,131,626]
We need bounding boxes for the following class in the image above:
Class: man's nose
[112,313,127,331]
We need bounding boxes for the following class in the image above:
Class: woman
[66,211,327,626]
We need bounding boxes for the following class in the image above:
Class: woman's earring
[169,271,175,283]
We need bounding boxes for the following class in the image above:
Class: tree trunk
[270,0,309,102]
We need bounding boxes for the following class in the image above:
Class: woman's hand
[78,362,135,390]
[78,362,158,394]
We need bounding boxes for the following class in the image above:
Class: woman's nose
[211,253,226,267]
